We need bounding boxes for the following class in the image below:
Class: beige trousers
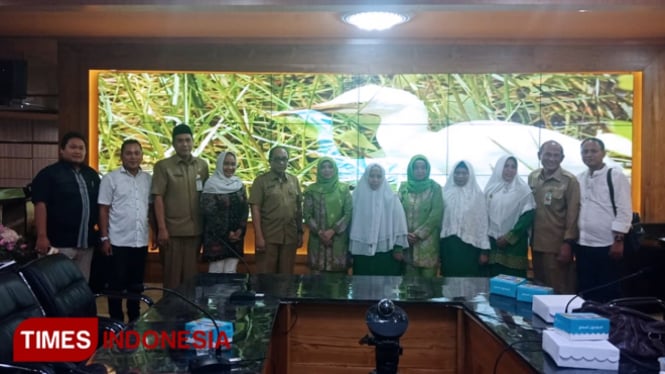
[159,236,201,289]
[532,251,577,294]
[255,243,297,274]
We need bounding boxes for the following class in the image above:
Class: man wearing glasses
[249,146,303,273]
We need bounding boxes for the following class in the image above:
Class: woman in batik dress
[398,155,443,278]
[303,157,353,273]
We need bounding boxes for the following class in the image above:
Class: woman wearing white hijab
[440,160,490,277]
[349,164,409,275]
[484,155,536,277]
[200,151,249,273]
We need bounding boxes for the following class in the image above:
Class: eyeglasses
[270,157,289,163]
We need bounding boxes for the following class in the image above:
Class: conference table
[89,274,655,373]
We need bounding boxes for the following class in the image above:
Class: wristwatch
[100,236,109,242]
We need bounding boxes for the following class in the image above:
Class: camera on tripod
[359,299,409,374]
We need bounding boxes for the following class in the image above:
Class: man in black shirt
[32,132,100,281]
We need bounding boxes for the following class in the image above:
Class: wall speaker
[0,60,28,104]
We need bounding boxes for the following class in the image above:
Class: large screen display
[97,72,634,189]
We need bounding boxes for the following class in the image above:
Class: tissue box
[553,313,610,341]
[542,329,619,370]
[184,318,234,350]
[532,295,585,323]
[516,283,553,303]
[489,274,527,298]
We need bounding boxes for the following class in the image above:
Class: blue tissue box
[184,318,234,350]
[553,313,610,341]
[489,274,527,298]
[516,283,554,303]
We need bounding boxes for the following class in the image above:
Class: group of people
[29,124,632,324]
[254,138,632,304]
[302,154,526,280]
[32,124,208,323]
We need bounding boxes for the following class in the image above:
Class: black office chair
[19,254,154,348]
[0,271,53,374]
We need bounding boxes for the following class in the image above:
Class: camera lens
[377,299,395,318]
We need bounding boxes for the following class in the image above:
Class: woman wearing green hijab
[398,155,444,277]
[303,157,353,273]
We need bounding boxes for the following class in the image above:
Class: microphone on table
[141,285,234,374]
[215,237,264,305]
[564,265,656,313]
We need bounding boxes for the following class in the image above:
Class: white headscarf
[440,160,490,250]
[202,152,243,194]
[349,164,409,256]
[484,155,536,238]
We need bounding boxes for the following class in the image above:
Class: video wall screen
[97,72,634,189]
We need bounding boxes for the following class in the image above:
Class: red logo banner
[13,317,98,362]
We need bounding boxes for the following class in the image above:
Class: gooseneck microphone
[216,237,264,304]
[142,286,233,374]
[219,232,252,275]
[564,265,655,313]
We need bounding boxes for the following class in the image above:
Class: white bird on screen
[311,84,628,185]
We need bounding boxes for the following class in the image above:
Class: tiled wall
[0,116,58,187]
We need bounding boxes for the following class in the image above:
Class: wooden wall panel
[59,40,665,74]
[0,119,32,140]
[463,315,536,374]
[0,38,58,97]
[32,144,58,158]
[0,116,58,187]
[0,159,32,179]
[0,144,31,158]
[286,303,458,374]
[57,43,88,137]
[0,38,58,186]
[269,302,541,374]
[641,50,665,222]
[33,121,59,142]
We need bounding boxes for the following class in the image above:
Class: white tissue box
[532,295,585,323]
[542,329,619,371]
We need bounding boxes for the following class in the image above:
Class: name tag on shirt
[544,191,552,206]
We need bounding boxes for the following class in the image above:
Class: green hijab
[307,157,339,194]
[406,154,434,193]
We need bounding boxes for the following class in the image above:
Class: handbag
[577,297,665,360]
[607,168,645,252]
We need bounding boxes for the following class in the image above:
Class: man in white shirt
[98,139,152,322]
[576,137,632,302]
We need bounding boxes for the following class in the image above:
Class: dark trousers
[574,244,622,303]
[107,245,148,322]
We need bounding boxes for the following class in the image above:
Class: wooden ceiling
[1,0,665,42]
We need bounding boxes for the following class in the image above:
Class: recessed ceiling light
[342,11,410,31]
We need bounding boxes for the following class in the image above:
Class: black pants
[107,245,148,322]
[574,244,622,303]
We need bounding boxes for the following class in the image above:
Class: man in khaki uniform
[528,140,580,294]
[152,123,209,288]
[249,146,303,273]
